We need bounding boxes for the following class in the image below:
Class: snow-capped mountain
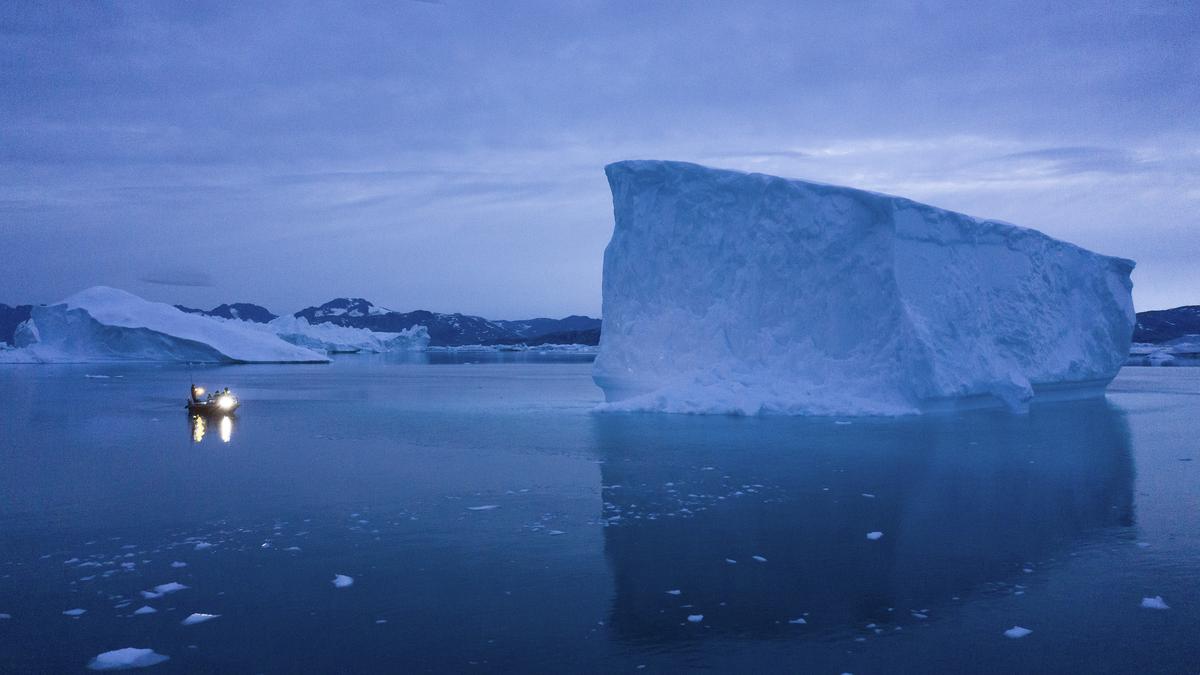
[293,298,599,347]
[176,302,278,324]
[1133,305,1200,343]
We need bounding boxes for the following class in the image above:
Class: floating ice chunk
[687,614,704,623]
[375,619,388,624]
[752,555,767,563]
[87,647,170,670]
[666,590,681,596]
[547,530,566,536]
[63,608,87,617]
[284,546,302,552]
[788,617,807,625]
[1141,596,1170,610]
[1004,626,1032,638]
[181,613,219,626]
[152,582,187,594]
[170,561,187,568]
[140,591,162,599]
[193,542,212,551]
[467,505,499,511]
[0,613,10,619]
[133,606,157,615]
[861,493,876,499]
[333,574,354,588]
[725,558,737,564]
[866,531,884,540]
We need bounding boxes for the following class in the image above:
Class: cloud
[139,270,215,288]
[990,146,1143,175]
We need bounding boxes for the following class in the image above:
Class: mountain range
[6,298,1198,350]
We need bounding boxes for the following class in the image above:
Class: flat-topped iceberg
[3,287,329,363]
[594,160,1135,415]
[264,315,429,354]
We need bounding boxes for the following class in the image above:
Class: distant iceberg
[0,287,329,363]
[594,160,1135,415]
[265,314,429,354]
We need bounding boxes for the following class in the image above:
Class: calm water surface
[1,358,1197,673]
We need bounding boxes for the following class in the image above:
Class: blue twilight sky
[2,1,1197,318]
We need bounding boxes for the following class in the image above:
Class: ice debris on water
[1141,596,1170,610]
[866,531,883,540]
[788,617,807,625]
[193,542,213,550]
[687,614,703,623]
[133,606,157,615]
[87,647,170,670]
[181,613,219,626]
[0,613,10,619]
[752,555,767,563]
[170,561,187,568]
[467,505,499,511]
[63,608,87,617]
[1004,626,1032,638]
[333,574,354,588]
[666,590,681,596]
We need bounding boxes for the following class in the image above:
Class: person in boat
[191,384,204,403]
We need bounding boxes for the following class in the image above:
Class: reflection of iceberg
[592,399,1133,642]
[3,287,328,363]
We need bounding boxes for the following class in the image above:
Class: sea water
[0,357,1196,673]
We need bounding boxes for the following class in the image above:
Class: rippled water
[0,358,1196,673]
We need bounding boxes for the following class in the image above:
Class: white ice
[333,574,354,588]
[1,286,328,364]
[593,161,1135,415]
[687,614,703,623]
[170,561,187,568]
[752,555,767,563]
[133,606,157,615]
[181,613,219,626]
[1004,626,1033,638]
[63,608,87,617]
[1141,596,1170,610]
[467,505,499,511]
[87,648,170,670]
[867,532,884,540]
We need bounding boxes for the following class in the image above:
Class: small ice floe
[1136,542,1150,549]
[834,420,852,425]
[193,542,212,551]
[467,505,499,511]
[133,606,157,615]
[911,612,928,620]
[666,590,681,596]
[687,614,703,623]
[181,613,219,626]
[725,558,737,564]
[284,546,302,552]
[0,613,11,619]
[1141,596,1170,610]
[333,574,354,588]
[152,582,187,595]
[87,647,169,670]
[752,555,767,563]
[63,608,87,617]
[85,374,111,379]
[170,561,187,568]
[788,617,807,625]
[1003,626,1032,639]
[375,619,388,624]
[861,493,876,499]
[866,531,883,540]
[547,530,566,536]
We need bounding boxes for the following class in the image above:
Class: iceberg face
[3,287,329,363]
[594,160,1135,415]
[265,315,429,354]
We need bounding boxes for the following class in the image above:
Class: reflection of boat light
[190,413,235,443]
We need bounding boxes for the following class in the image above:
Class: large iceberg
[2,287,329,363]
[593,160,1135,415]
[264,314,429,354]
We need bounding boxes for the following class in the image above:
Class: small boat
[186,384,240,415]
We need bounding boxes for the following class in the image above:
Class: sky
[1,0,1197,318]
